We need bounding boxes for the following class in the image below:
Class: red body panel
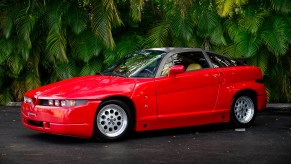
[21,65,267,138]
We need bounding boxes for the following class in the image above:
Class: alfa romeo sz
[21,48,267,141]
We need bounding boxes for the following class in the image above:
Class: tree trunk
[204,39,210,51]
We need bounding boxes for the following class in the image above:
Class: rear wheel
[231,94,256,128]
[93,100,132,141]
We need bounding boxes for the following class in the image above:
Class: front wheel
[231,94,256,128]
[93,100,132,141]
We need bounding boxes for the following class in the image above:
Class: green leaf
[210,24,226,46]
[171,14,194,41]
[238,7,268,34]
[197,9,220,38]
[270,0,291,14]
[130,0,144,21]
[247,48,269,75]
[104,35,142,65]
[0,39,13,64]
[79,58,103,76]
[70,31,103,63]
[15,8,37,50]
[261,17,288,56]
[46,30,68,62]
[55,62,72,80]
[145,21,171,47]
[91,0,122,48]
[67,4,88,35]
[0,89,14,106]
[0,11,14,39]
[24,71,41,91]
[7,53,24,78]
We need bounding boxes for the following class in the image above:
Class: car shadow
[24,123,232,144]
[129,123,232,140]
[25,122,258,144]
[26,133,94,144]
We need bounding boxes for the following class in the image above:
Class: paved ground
[0,107,291,164]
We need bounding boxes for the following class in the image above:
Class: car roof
[146,47,204,53]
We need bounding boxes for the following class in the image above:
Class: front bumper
[21,100,101,138]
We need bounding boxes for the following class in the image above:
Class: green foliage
[0,0,290,105]
[261,17,289,56]
[0,89,14,106]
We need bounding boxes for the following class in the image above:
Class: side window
[207,52,235,68]
[175,52,210,72]
[161,56,174,76]
[160,51,210,76]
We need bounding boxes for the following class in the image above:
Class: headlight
[24,96,32,103]
[40,99,88,107]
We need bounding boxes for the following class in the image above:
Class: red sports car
[21,48,267,141]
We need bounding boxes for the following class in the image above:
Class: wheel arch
[100,96,136,126]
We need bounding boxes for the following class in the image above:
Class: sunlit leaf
[145,21,171,47]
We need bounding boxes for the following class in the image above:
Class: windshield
[104,50,165,78]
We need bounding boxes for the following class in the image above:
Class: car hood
[25,75,136,100]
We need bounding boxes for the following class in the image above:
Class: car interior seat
[186,63,202,71]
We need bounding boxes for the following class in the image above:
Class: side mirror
[168,65,185,77]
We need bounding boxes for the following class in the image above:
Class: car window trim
[155,49,213,78]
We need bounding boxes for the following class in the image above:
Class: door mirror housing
[168,65,185,77]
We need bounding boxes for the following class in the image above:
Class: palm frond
[104,35,142,65]
[6,53,24,78]
[79,57,103,76]
[15,8,37,51]
[0,89,14,106]
[24,72,41,91]
[90,0,122,48]
[261,17,288,56]
[197,9,220,38]
[246,48,269,75]
[238,7,268,34]
[264,55,291,102]
[270,0,291,14]
[145,20,171,47]
[70,30,103,63]
[172,0,194,18]
[236,32,262,57]
[223,43,243,58]
[130,0,144,21]
[225,19,245,41]
[12,80,26,101]
[171,14,194,41]
[55,62,73,80]
[0,39,13,64]
[0,10,14,38]
[210,23,226,46]
[46,30,68,62]
[67,3,88,35]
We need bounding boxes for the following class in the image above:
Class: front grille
[26,119,43,127]
[39,99,49,106]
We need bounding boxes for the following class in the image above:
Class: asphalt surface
[0,107,291,164]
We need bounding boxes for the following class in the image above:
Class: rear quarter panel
[214,66,267,117]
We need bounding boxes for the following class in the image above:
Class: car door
[155,51,221,120]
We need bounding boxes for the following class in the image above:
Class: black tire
[230,93,256,128]
[93,100,133,141]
